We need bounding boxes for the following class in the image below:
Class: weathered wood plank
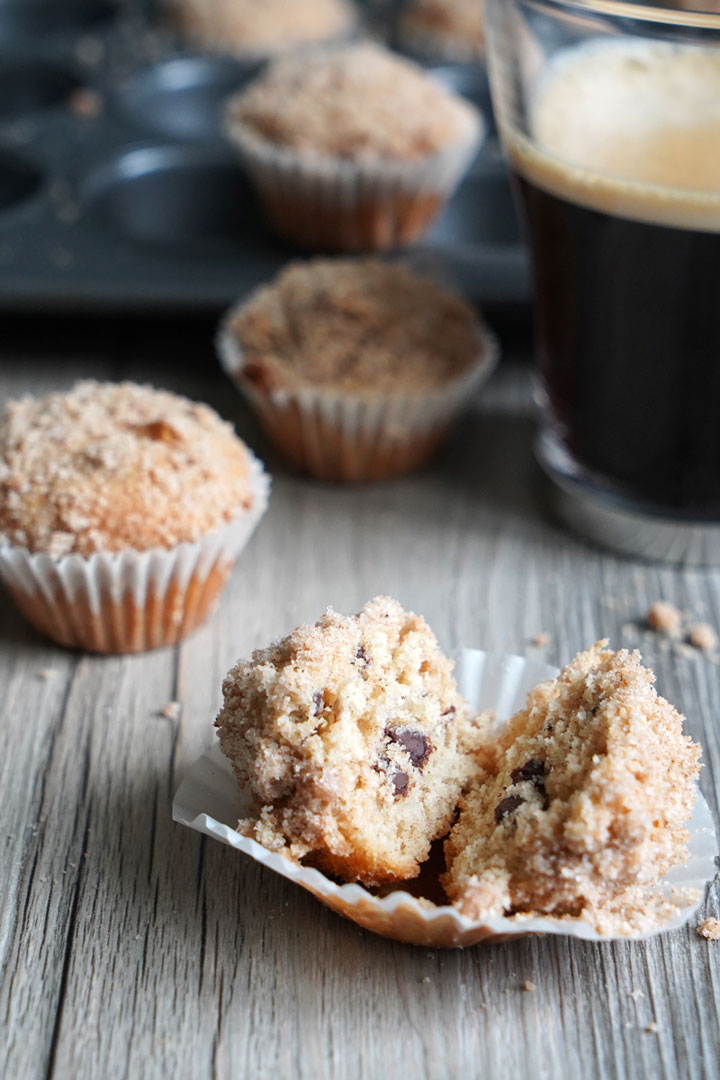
[1,349,718,1080]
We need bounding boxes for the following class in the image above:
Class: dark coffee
[507,38,720,514]
[515,175,720,512]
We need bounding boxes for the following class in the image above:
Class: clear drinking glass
[484,0,720,563]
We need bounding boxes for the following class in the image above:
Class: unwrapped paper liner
[173,649,718,947]
[0,454,270,653]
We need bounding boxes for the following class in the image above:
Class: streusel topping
[400,0,486,56]
[0,381,255,556]
[228,258,484,394]
[225,43,480,160]
[172,0,356,55]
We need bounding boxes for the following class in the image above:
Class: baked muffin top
[172,0,356,55]
[225,43,480,160]
[226,258,485,395]
[400,0,486,57]
[0,381,256,557]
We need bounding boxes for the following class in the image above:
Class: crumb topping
[228,258,484,394]
[0,381,256,556]
[400,0,486,55]
[226,43,480,160]
[172,0,356,54]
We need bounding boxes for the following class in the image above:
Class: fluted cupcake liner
[223,112,484,251]
[174,649,717,948]
[0,455,270,654]
[217,313,498,482]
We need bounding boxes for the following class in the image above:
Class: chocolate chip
[510,759,545,784]
[494,794,525,824]
[355,645,368,663]
[312,691,324,717]
[387,728,433,769]
[392,771,409,796]
[442,705,456,719]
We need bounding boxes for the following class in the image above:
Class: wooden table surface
[2,319,719,1080]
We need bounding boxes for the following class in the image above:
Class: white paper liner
[223,105,484,251]
[173,649,718,947]
[217,310,499,482]
[0,453,270,653]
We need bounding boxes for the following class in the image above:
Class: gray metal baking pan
[0,0,529,314]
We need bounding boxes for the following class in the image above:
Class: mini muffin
[0,381,269,653]
[218,257,497,482]
[443,643,702,934]
[216,596,490,885]
[224,42,483,251]
[169,0,357,58]
[398,0,486,62]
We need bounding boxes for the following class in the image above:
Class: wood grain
[1,340,719,1080]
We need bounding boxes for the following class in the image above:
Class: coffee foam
[506,37,720,231]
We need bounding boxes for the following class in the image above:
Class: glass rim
[521,0,720,30]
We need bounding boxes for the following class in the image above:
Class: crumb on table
[531,633,549,648]
[647,601,681,635]
[688,623,718,653]
[522,980,535,992]
[698,917,720,940]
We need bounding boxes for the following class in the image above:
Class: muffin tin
[0,0,528,314]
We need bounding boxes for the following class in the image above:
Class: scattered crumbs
[68,863,76,869]
[135,934,142,941]
[647,601,681,636]
[420,976,431,984]
[698,917,720,941]
[83,851,89,858]
[645,1022,659,1034]
[158,701,182,721]
[630,989,645,1002]
[51,248,74,270]
[522,980,536,992]
[37,667,58,680]
[426,952,435,960]
[620,622,635,638]
[531,633,549,648]
[67,87,104,120]
[688,623,717,653]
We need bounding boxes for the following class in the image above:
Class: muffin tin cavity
[0,150,43,213]
[115,55,263,142]
[0,60,80,119]
[0,0,114,38]
[82,143,266,254]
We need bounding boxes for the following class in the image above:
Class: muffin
[224,42,483,251]
[0,381,270,653]
[443,643,702,934]
[217,257,497,482]
[169,0,357,58]
[216,596,490,885]
[398,0,486,62]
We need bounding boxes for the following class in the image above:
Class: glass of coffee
[485,0,720,563]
